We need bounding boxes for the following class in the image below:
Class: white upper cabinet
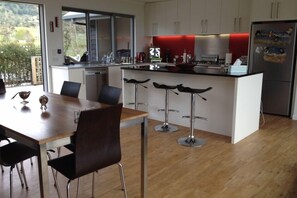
[175,0,190,35]
[251,0,297,21]
[144,1,176,36]
[144,0,190,36]
[189,0,221,34]
[220,0,251,33]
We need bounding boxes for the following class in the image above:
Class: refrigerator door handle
[270,2,274,19]
[276,2,280,19]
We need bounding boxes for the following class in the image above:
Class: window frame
[62,7,135,63]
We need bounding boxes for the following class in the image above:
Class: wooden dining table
[0,88,148,198]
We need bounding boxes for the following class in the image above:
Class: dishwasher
[85,67,108,101]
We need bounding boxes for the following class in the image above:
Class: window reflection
[62,8,134,64]
[62,11,87,62]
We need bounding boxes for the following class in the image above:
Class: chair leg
[16,164,24,188]
[117,163,127,198]
[47,151,58,187]
[92,172,95,198]
[66,180,71,198]
[20,162,29,190]
[50,166,62,198]
[76,178,80,198]
[10,165,15,198]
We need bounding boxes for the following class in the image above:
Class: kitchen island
[122,64,263,144]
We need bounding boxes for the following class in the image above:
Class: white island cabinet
[122,66,263,144]
[50,66,86,99]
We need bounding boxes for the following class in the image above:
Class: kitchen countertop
[50,62,165,69]
[121,64,261,78]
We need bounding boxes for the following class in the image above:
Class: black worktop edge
[121,66,263,78]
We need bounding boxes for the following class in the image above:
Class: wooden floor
[1,114,297,198]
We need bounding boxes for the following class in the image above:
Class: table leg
[141,117,148,198]
[37,144,50,198]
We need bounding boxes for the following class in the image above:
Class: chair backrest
[60,81,81,98]
[0,79,6,94]
[74,103,123,177]
[98,85,122,105]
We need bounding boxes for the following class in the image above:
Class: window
[62,8,134,64]
[0,1,45,88]
[62,11,87,62]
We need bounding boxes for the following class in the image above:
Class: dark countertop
[121,64,261,78]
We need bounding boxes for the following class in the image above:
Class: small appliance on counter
[149,47,162,63]
[136,52,146,63]
[196,54,220,66]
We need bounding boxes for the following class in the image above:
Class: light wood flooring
[1,114,297,198]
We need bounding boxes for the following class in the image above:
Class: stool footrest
[127,102,146,105]
[157,109,179,112]
[182,116,207,120]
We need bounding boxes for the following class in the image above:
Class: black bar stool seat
[123,78,150,110]
[153,82,179,132]
[123,78,150,84]
[177,84,212,147]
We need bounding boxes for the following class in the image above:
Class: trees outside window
[0,1,42,86]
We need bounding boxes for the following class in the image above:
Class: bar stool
[123,78,150,110]
[177,84,212,147]
[153,82,179,132]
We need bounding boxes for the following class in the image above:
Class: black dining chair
[61,85,122,154]
[48,103,127,198]
[60,81,81,98]
[0,127,10,173]
[55,80,82,157]
[98,84,122,105]
[0,141,37,198]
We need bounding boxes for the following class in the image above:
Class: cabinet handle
[205,19,208,33]
[270,2,274,18]
[276,2,280,19]
[234,18,237,32]
[152,23,158,36]
[174,21,180,35]
[201,20,204,33]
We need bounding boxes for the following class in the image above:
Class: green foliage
[0,1,41,86]
[0,42,39,86]
[63,19,87,58]
[0,1,39,43]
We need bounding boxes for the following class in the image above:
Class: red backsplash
[229,33,250,62]
[153,34,249,63]
[153,35,195,62]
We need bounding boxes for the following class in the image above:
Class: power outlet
[57,49,62,54]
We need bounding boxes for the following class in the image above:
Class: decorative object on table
[39,95,48,110]
[0,79,6,94]
[11,91,31,104]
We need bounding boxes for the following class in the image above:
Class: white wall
[15,0,151,88]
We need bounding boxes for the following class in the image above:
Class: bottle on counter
[182,49,187,63]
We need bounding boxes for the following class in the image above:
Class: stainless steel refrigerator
[248,21,297,116]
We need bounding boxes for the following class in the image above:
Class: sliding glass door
[0,1,45,89]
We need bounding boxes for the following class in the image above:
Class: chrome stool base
[154,124,178,132]
[177,136,205,147]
